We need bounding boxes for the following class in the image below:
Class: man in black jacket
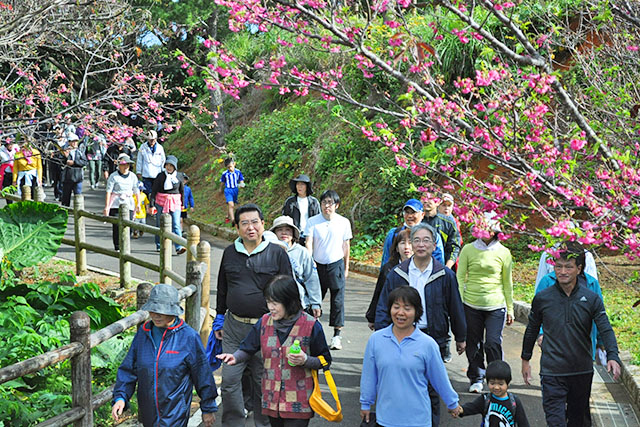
[214,204,293,427]
[60,134,88,207]
[521,241,621,427]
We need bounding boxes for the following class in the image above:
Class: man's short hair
[234,203,263,226]
[224,157,235,167]
[557,241,586,272]
[320,190,340,205]
[410,223,437,242]
[486,360,512,384]
[387,286,424,325]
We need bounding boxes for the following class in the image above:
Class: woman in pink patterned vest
[218,275,332,427]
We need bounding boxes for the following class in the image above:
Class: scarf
[274,311,302,341]
[163,170,179,190]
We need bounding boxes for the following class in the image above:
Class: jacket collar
[234,237,269,256]
[393,256,445,285]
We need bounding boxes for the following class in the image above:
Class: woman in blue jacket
[112,284,218,426]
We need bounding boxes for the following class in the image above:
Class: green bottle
[288,339,301,366]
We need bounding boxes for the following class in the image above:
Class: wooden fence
[0,186,215,425]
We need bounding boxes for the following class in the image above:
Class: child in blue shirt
[455,360,529,426]
[181,173,194,230]
[219,158,244,224]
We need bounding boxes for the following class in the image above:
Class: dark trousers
[268,417,310,427]
[142,177,154,196]
[541,373,593,427]
[61,181,82,207]
[109,208,134,250]
[420,329,447,426]
[316,259,345,328]
[464,305,506,384]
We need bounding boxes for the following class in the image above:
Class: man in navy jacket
[375,223,466,426]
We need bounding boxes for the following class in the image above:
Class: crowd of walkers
[1,126,623,426]
[105,165,624,426]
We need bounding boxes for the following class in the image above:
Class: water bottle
[288,339,301,366]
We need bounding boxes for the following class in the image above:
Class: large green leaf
[0,201,68,270]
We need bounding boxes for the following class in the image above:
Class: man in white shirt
[136,130,166,195]
[305,190,352,350]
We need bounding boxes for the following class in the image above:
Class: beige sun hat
[270,215,300,240]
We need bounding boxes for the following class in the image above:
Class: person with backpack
[454,360,529,426]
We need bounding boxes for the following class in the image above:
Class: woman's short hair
[389,228,412,265]
[263,275,303,316]
[386,286,424,325]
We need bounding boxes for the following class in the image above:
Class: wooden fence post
[197,241,211,345]
[118,204,132,288]
[185,261,203,331]
[34,186,45,202]
[21,185,31,201]
[70,311,92,426]
[136,282,154,310]
[186,224,200,263]
[159,213,172,284]
[73,195,87,275]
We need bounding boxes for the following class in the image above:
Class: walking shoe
[224,218,231,224]
[176,247,186,255]
[469,382,483,393]
[444,355,452,363]
[329,335,342,350]
[139,231,144,237]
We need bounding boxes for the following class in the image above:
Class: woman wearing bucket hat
[150,155,186,254]
[271,215,323,319]
[104,154,141,251]
[281,174,321,247]
[112,284,218,426]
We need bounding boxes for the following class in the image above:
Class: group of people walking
[107,168,624,427]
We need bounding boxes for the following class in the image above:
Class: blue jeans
[154,205,183,252]
[464,305,506,384]
[61,181,82,207]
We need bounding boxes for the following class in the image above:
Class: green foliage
[0,201,67,271]
[0,274,129,425]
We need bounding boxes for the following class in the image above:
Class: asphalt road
[3,184,558,426]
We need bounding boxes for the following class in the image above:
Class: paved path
[6,183,638,426]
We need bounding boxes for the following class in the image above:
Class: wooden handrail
[0,342,84,385]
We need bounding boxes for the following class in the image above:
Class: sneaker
[469,382,483,393]
[176,247,186,255]
[444,355,452,363]
[330,336,342,350]
[224,218,231,224]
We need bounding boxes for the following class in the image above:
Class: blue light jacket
[380,225,444,268]
[112,318,218,426]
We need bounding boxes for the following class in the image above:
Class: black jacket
[282,195,321,233]
[61,149,87,183]
[216,240,293,319]
[522,278,621,376]
[102,145,132,174]
[374,257,467,346]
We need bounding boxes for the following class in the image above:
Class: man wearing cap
[281,174,321,247]
[104,154,140,251]
[112,284,218,426]
[271,215,322,318]
[215,203,292,427]
[380,198,445,268]
[60,134,88,207]
[136,130,166,195]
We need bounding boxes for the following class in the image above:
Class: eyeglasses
[321,200,336,206]
[239,219,261,227]
[412,238,433,245]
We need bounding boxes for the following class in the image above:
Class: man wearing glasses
[305,190,353,350]
[215,203,293,427]
[374,223,466,427]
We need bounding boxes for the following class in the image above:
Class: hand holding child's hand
[448,405,463,418]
